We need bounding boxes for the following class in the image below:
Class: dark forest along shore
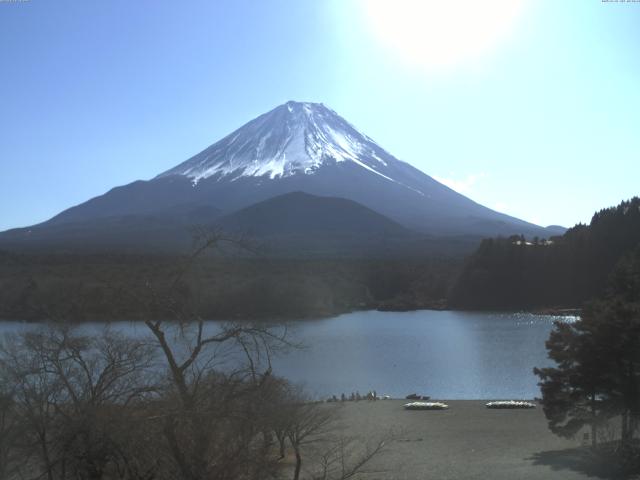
[0,310,575,399]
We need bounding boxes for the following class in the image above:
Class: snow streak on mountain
[158,101,419,192]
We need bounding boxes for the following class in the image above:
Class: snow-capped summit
[158,101,405,187]
[3,101,558,249]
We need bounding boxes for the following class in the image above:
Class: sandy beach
[321,399,609,480]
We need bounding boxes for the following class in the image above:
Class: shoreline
[0,305,582,323]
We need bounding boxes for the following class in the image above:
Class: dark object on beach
[406,393,431,400]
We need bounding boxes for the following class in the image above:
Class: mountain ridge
[218,191,412,236]
[0,101,564,254]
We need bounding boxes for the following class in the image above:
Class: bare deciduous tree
[0,376,21,480]
[0,230,390,480]
[274,385,390,480]
[0,325,157,480]
[310,435,388,480]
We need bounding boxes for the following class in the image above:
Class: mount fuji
[0,101,562,253]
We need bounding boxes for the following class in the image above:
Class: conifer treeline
[450,197,640,310]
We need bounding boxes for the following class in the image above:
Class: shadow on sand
[529,444,637,480]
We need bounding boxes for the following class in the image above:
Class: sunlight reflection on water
[0,310,574,400]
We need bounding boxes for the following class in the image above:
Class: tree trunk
[630,412,639,440]
[621,410,630,445]
[163,417,195,480]
[39,433,55,480]
[262,430,273,450]
[293,447,302,480]
[590,393,597,448]
[87,464,104,480]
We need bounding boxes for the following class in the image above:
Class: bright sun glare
[363,0,528,70]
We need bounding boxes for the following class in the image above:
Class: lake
[0,310,574,400]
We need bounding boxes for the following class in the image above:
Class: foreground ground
[307,399,614,480]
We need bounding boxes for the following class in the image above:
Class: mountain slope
[215,192,431,257]
[218,191,411,237]
[0,205,222,253]
[0,101,559,254]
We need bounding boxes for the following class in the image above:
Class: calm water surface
[274,310,575,400]
[0,310,574,400]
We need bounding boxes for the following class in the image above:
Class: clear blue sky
[1,0,638,231]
